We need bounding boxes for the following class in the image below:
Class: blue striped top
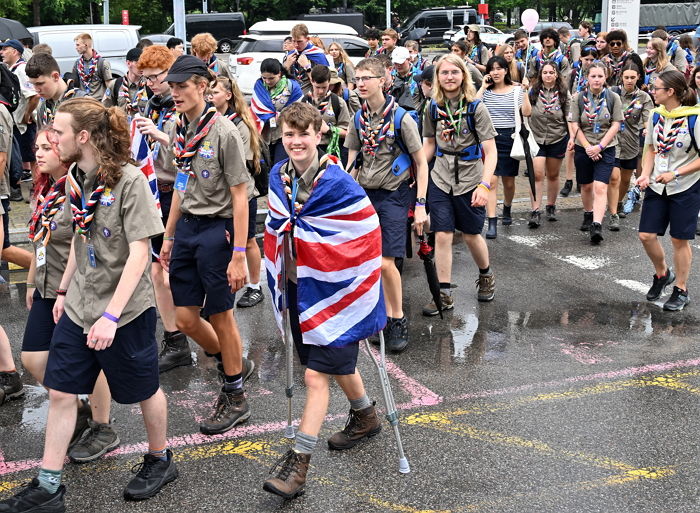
[482,88,522,128]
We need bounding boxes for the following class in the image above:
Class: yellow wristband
[477,183,490,192]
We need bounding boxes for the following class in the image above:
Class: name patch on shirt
[198,141,215,160]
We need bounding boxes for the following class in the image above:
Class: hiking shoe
[501,206,512,226]
[236,286,264,308]
[646,269,676,301]
[608,213,620,231]
[590,222,604,244]
[663,286,690,312]
[560,180,573,197]
[123,450,178,501]
[422,291,454,317]
[617,202,626,218]
[68,419,120,463]
[0,478,66,512]
[545,204,558,222]
[216,357,256,384]
[158,332,192,373]
[199,389,250,435]
[580,212,593,231]
[0,371,24,401]
[328,403,382,450]
[528,210,541,229]
[9,187,23,202]
[69,398,93,449]
[386,316,408,353]
[476,271,495,302]
[263,450,310,500]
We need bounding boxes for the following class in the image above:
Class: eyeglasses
[144,70,167,83]
[352,75,382,84]
[648,86,670,92]
[439,69,462,77]
[609,41,623,47]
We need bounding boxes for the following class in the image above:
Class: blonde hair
[309,36,325,51]
[432,53,476,105]
[496,44,520,83]
[191,33,217,57]
[404,40,419,52]
[291,24,309,39]
[74,33,92,44]
[645,37,670,70]
[328,42,352,67]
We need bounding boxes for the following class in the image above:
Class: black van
[161,13,246,53]
[400,7,477,46]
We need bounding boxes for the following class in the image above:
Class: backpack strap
[393,106,409,155]
[342,88,350,102]
[687,114,699,155]
[330,93,341,123]
[232,116,243,126]
[353,109,361,132]
[111,76,124,101]
[466,99,480,146]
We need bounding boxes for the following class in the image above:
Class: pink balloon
[521,9,539,33]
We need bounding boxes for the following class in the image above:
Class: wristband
[415,201,426,207]
[163,236,175,241]
[598,144,605,151]
[479,181,492,190]
[233,246,246,253]
[26,283,36,288]
[102,312,119,323]
[477,183,490,192]
[55,289,67,296]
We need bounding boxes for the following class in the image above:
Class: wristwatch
[416,197,426,205]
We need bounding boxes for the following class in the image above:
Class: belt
[157,181,174,193]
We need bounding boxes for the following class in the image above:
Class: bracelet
[163,236,175,241]
[598,144,605,151]
[26,282,36,288]
[102,312,119,323]
[477,183,490,192]
[674,170,680,179]
[233,246,247,253]
[55,289,67,296]
[479,181,492,191]
[415,202,426,207]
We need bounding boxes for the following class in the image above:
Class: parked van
[143,13,246,53]
[29,24,141,78]
[401,7,477,45]
[247,19,357,36]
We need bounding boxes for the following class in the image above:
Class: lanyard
[445,98,463,135]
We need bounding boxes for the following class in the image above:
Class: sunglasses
[609,41,623,47]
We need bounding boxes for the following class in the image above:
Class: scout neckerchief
[208,55,220,75]
[651,105,700,154]
[77,50,101,92]
[535,47,563,69]
[582,89,606,125]
[539,88,559,114]
[224,108,239,122]
[411,55,424,75]
[67,166,106,237]
[41,81,77,127]
[610,51,629,81]
[28,175,67,247]
[644,61,657,85]
[280,154,339,216]
[9,58,25,73]
[358,95,395,157]
[575,66,588,93]
[622,88,640,120]
[119,75,147,113]
[434,98,465,143]
[286,43,326,82]
[308,91,332,116]
[173,103,220,178]
[336,61,345,78]
[145,94,175,161]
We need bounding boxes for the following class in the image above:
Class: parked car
[28,24,141,77]
[142,12,246,53]
[247,19,358,36]
[230,33,368,94]
[400,7,478,46]
[444,24,513,48]
[298,12,364,35]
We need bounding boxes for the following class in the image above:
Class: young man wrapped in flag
[263,102,386,500]
[283,23,329,94]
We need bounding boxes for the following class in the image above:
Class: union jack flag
[130,118,161,216]
[264,159,386,347]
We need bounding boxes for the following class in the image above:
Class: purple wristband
[102,312,119,323]
[233,246,246,253]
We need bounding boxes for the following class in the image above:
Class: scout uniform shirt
[64,164,164,334]
[228,115,258,199]
[529,88,572,146]
[172,115,250,218]
[644,62,675,89]
[616,87,653,161]
[146,95,177,185]
[344,100,422,191]
[0,104,13,198]
[105,76,149,117]
[36,83,77,130]
[569,89,623,148]
[422,98,497,195]
[644,109,700,195]
[262,79,299,145]
[72,53,112,100]
[305,92,351,146]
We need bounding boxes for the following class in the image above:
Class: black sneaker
[560,180,573,197]
[199,389,250,435]
[580,212,593,232]
[123,450,178,501]
[158,332,192,373]
[528,210,541,229]
[501,205,513,226]
[236,287,264,308]
[646,269,675,301]
[9,187,23,202]
[590,222,603,244]
[0,371,23,401]
[0,479,66,512]
[663,286,689,311]
[545,204,557,222]
[386,316,408,353]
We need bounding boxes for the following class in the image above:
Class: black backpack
[232,116,271,197]
[0,63,21,113]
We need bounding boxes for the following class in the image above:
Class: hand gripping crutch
[280,233,295,439]
[364,331,410,473]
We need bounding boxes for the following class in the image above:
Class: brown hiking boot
[327,403,382,450]
[262,449,310,499]
[476,271,495,302]
[199,389,250,435]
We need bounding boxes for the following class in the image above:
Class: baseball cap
[164,55,210,82]
[467,24,480,33]
[414,65,434,84]
[329,68,343,85]
[391,46,411,64]
[0,40,24,55]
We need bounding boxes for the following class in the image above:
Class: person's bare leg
[140,388,168,452]
[209,310,242,376]
[151,264,178,333]
[434,231,454,283]
[608,167,620,215]
[532,157,546,210]
[546,157,562,206]
[175,306,221,354]
[592,181,608,224]
[0,325,16,372]
[88,372,111,424]
[381,257,403,319]
[41,389,77,470]
[671,238,692,290]
[639,232,668,276]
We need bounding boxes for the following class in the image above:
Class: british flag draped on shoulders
[264,154,386,346]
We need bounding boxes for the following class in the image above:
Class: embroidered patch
[677,142,684,148]
[49,221,57,231]
[198,141,215,159]
[201,169,211,179]
[99,188,115,206]
[102,227,112,238]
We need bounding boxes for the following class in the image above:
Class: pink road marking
[560,345,612,365]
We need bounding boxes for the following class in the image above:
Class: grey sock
[37,468,62,494]
[349,394,371,411]
[293,431,318,455]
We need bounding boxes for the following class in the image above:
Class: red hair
[33,127,68,200]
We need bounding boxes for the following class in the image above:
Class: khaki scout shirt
[344,102,422,191]
[569,89,623,147]
[154,115,177,184]
[423,98,497,195]
[262,81,299,145]
[32,187,73,299]
[0,104,13,198]
[72,54,112,101]
[528,88,572,146]
[230,118,257,199]
[307,93,351,146]
[173,115,250,218]
[106,79,149,116]
[616,88,653,160]
[644,111,700,195]
[645,62,675,90]
[64,164,164,334]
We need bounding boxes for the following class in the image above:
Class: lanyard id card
[36,245,47,268]
[658,155,669,173]
[270,116,277,128]
[175,171,190,192]
[593,123,601,134]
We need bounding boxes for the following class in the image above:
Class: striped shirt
[482,88,522,128]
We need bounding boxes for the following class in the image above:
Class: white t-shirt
[10,60,37,134]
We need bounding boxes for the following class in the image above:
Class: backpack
[0,63,21,113]
[651,111,699,156]
[232,116,271,197]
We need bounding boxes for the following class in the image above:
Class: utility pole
[174,0,187,44]
[203,0,208,13]
[103,0,109,23]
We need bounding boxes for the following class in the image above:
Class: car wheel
[219,40,232,53]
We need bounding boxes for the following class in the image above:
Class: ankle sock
[37,468,62,494]
[223,373,243,392]
[248,282,261,290]
[349,394,371,411]
[479,266,490,275]
[293,431,318,455]
[148,447,168,462]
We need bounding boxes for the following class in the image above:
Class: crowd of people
[0,19,699,511]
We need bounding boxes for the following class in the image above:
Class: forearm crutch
[280,233,295,439]
[364,331,410,473]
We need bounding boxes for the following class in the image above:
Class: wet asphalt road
[3,207,700,512]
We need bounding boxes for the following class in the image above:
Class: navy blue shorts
[22,290,56,352]
[44,308,159,404]
[615,156,638,170]
[428,179,485,235]
[170,215,235,316]
[248,197,257,240]
[365,181,411,258]
[14,124,37,163]
[151,189,173,262]
[1,198,9,249]
[288,281,359,375]
[494,127,519,177]
[536,136,568,159]
[639,180,700,240]
[574,145,615,185]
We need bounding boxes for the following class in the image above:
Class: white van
[247,19,357,36]
[28,24,142,78]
